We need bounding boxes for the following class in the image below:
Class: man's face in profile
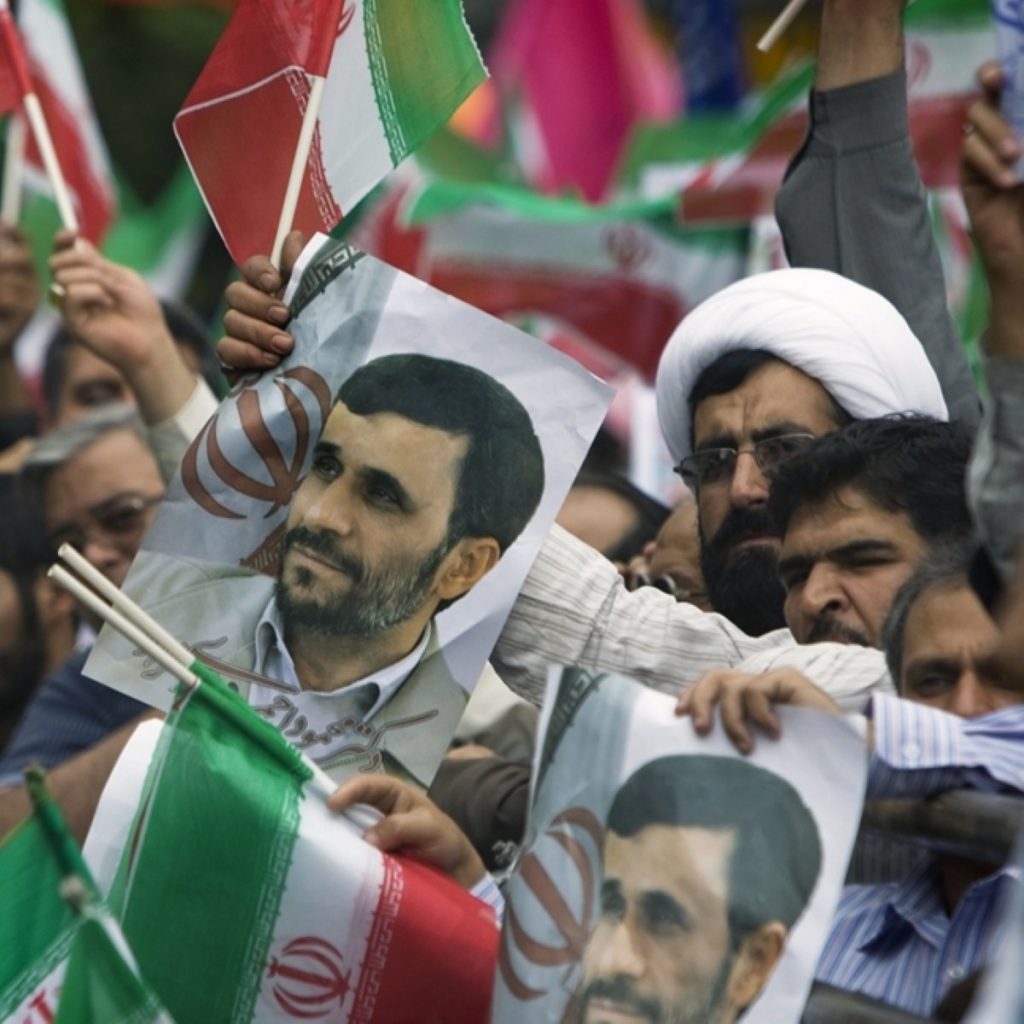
[578,824,738,1024]
[277,400,469,639]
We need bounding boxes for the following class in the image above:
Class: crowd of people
[2,0,1024,1020]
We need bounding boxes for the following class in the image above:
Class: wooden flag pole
[0,0,78,232]
[270,74,327,267]
[1,114,23,225]
[757,0,811,53]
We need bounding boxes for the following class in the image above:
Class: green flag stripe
[0,814,78,1017]
[114,678,310,1023]
[366,0,487,165]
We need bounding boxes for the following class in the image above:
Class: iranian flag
[174,0,487,264]
[11,0,116,242]
[98,673,499,1023]
[0,773,170,1024]
[622,0,996,223]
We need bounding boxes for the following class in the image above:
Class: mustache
[282,526,364,584]
[580,976,660,1022]
[807,616,870,646]
[706,506,780,557]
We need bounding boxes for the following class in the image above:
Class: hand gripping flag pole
[0,0,77,231]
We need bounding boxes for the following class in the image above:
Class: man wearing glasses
[0,405,163,777]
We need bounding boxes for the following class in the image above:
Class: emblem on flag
[268,935,351,1020]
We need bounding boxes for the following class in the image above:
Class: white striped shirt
[495,524,894,712]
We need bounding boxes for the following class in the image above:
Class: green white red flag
[621,0,996,224]
[3,0,116,242]
[0,773,170,1024]
[174,0,487,263]
[93,673,499,1023]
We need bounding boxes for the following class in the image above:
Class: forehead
[692,360,837,447]
[781,486,922,559]
[903,586,1001,664]
[605,824,734,905]
[43,429,161,522]
[321,401,469,498]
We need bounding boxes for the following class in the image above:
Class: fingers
[965,100,1021,188]
[239,252,284,293]
[365,806,445,855]
[219,278,294,370]
[676,667,728,731]
[327,773,417,817]
[977,59,1003,100]
[718,677,755,753]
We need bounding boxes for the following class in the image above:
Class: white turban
[655,268,949,464]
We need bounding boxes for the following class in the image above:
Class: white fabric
[655,268,950,463]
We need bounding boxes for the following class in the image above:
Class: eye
[600,885,625,921]
[907,673,954,698]
[311,454,341,480]
[641,894,689,936]
[781,569,807,592]
[367,485,400,508]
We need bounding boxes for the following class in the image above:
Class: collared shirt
[816,860,1017,1016]
[251,595,432,723]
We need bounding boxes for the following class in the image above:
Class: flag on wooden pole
[175,0,487,264]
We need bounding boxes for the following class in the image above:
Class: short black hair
[336,354,545,553]
[688,348,852,431]
[607,755,822,942]
[569,470,669,563]
[768,415,973,543]
[883,544,973,687]
[42,297,222,417]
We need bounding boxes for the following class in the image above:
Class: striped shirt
[816,861,1016,1015]
[494,524,893,712]
[818,699,1024,1014]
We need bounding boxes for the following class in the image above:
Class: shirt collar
[859,859,1020,953]
[253,595,433,717]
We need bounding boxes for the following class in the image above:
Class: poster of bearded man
[493,666,867,1024]
[85,234,612,788]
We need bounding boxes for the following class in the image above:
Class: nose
[946,669,1000,719]
[82,534,128,586]
[728,450,770,509]
[799,563,846,622]
[595,921,645,981]
[301,479,355,537]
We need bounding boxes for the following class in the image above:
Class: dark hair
[569,470,669,563]
[883,543,973,687]
[688,348,852,431]
[768,416,973,543]
[42,297,222,416]
[337,354,545,553]
[0,480,51,580]
[607,755,822,942]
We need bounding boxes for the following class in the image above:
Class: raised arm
[776,0,980,428]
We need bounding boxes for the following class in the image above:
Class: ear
[724,921,786,1012]
[435,538,501,601]
[32,574,76,629]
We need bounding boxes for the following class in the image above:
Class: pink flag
[487,0,680,202]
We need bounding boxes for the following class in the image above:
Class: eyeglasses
[674,433,816,490]
[46,492,164,556]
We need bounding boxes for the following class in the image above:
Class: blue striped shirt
[816,861,1016,1015]
[817,698,1024,1015]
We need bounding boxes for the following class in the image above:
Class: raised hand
[218,229,305,373]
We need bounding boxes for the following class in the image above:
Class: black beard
[700,506,787,637]
[276,525,449,641]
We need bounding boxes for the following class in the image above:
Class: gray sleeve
[776,70,980,430]
[968,357,1024,581]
